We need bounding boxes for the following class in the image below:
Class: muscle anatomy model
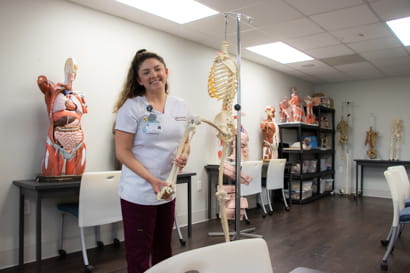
[389,119,403,160]
[157,41,239,242]
[336,117,349,159]
[260,105,279,161]
[37,58,88,176]
[365,126,378,159]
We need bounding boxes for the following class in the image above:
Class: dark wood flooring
[2,195,409,273]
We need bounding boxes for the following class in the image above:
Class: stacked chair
[381,166,410,270]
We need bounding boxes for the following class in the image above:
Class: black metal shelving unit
[279,105,335,204]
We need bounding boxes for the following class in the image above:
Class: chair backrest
[78,171,122,228]
[240,161,263,197]
[388,165,410,199]
[145,238,273,273]
[266,158,287,190]
[384,169,403,227]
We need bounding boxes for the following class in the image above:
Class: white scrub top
[115,95,188,205]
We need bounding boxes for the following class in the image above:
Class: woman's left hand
[174,155,188,170]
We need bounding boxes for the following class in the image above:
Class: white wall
[315,76,410,197]
[0,0,312,268]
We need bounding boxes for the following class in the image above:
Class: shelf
[278,103,335,204]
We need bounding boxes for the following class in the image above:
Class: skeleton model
[157,41,238,242]
[389,119,403,160]
[365,126,378,159]
[336,117,349,159]
[37,58,88,176]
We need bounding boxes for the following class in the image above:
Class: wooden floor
[3,195,410,273]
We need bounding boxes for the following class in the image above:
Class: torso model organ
[37,58,88,176]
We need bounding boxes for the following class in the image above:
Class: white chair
[145,238,274,273]
[241,160,267,222]
[381,168,410,270]
[388,165,410,206]
[263,159,289,214]
[58,171,123,273]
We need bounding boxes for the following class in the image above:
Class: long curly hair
[113,49,168,113]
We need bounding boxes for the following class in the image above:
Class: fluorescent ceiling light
[246,42,313,64]
[115,0,218,24]
[386,16,410,46]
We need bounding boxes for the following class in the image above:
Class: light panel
[115,0,218,24]
[246,42,313,64]
[386,16,410,46]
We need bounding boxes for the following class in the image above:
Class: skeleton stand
[208,13,261,240]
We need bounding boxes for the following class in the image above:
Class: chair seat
[399,206,410,222]
[57,202,79,217]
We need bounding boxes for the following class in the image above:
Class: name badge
[143,118,162,134]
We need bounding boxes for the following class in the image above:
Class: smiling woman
[113,49,190,273]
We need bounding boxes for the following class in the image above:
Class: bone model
[157,41,238,242]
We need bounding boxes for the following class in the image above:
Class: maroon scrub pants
[120,198,176,273]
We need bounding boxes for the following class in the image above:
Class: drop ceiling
[68,0,410,84]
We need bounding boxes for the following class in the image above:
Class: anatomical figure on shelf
[365,126,378,159]
[288,88,304,123]
[37,58,88,176]
[260,105,279,161]
[389,119,403,160]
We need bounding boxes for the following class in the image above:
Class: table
[13,172,195,273]
[354,159,410,197]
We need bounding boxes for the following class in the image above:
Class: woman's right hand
[148,177,169,194]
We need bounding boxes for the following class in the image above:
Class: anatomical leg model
[389,119,403,160]
[37,58,88,176]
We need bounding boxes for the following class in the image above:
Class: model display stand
[279,105,335,204]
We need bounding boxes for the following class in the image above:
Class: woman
[113,49,188,273]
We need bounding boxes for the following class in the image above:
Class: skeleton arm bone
[157,117,201,200]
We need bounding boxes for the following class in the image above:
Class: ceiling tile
[310,5,379,31]
[376,62,410,77]
[305,44,355,59]
[348,36,403,52]
[287,33,340,51]
[359,47,409,60]
[235,0,303,27]
[285,0,364,16]
[331,23,391,43]
[259,18,323,40]
[335,61,384,79]
[370,0,410,20]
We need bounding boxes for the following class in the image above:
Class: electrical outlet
[197,180,202,192]
[24,200,30,215]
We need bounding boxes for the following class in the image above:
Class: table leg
[35,194,42,273]
[355,163,359,199]
[18,191,24,266]
[359,165,364,197]
[207,174,212,219]
[187,178,192,238]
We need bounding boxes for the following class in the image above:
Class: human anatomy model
[37,58,88,176]
[288,88,304,122]
[365,126,378,159]
[336,117,349,159]
[260,105,279,161]
[157,41,241,242]
[389,119,403,160]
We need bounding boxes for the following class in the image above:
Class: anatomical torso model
[37,58,88,176]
